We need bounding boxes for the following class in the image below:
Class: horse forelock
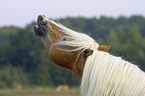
[52,23,99,52]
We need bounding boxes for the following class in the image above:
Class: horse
[33,15,145,96]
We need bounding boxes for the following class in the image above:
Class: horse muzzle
[33,15,48,37]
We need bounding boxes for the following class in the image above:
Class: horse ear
[97,45,111,52]
[84,49,93,57]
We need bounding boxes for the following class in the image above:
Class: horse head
[33,15,110,80]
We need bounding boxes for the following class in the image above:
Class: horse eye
[84,50,88,53]
[62,37,67,41]
[84,49,93,56]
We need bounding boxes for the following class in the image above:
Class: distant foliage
[0,16,145,88]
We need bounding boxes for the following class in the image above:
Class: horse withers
[33,15,145,96]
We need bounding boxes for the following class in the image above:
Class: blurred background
[0,0,145,96]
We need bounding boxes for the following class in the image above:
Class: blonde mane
[81,51,145,96]
[50,20,145,96]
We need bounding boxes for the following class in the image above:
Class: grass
[0,87,80,96]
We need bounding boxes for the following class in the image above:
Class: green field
[0,87,80,96]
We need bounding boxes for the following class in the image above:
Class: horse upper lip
[33,15,47,37]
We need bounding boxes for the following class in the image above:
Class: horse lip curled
[33,15,48,37]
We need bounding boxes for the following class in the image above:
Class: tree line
[0,15,145,88]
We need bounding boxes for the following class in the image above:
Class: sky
[0,0,145,27]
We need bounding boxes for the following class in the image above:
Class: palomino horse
[33,15,145,96]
